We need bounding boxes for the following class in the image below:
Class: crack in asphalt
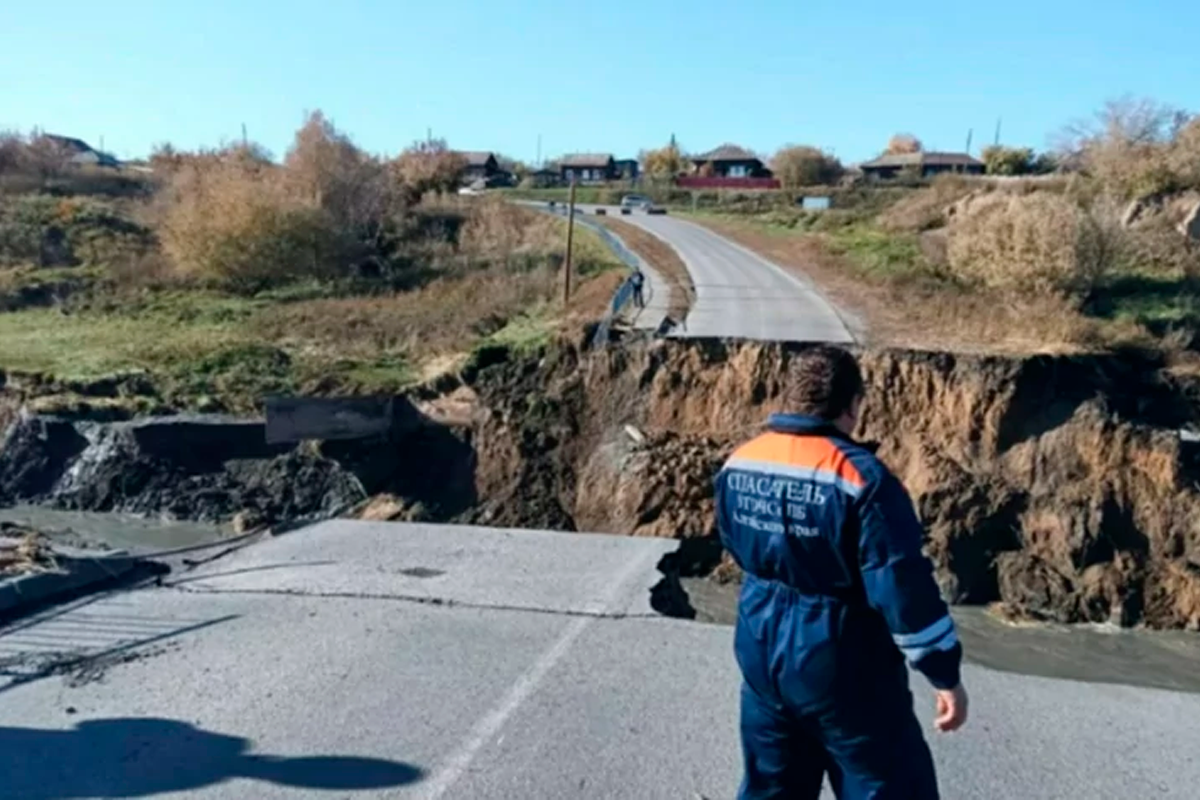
[163,583,666,621]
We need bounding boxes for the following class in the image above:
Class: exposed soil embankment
[4,338,1200,629]
[459,339,1200,630]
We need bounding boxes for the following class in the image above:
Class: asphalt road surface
[3,521,1199,799]
[587,206,856,343]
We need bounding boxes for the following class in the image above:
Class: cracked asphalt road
[3,521,1200,799]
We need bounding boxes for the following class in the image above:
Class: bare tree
[0,130,24,176]
[285,110,386,230]
[23,132,74,185]
[1057,95,1191,197]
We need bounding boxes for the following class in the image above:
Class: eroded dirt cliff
[458,338,1200,630]
[4,337,1200,629]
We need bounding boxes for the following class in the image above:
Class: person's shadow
[0,717,424,798]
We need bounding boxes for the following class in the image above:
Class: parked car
[620,194,653,211]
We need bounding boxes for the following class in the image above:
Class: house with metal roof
[690,144,771,178]
[558,154,617,184]
[44,134,120,168]
[858,151,984,180]
[458,151,499,182]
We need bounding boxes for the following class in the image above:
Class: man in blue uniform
[715,345,968,799]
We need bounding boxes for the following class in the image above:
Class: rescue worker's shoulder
[717,431,881,502]
[830,438,891,488]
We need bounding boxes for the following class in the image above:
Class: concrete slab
[2,521,1200,799]
[0,591,571,799]
[175,520,679,618]
[443,616,743,800]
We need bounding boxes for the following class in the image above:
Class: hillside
[0,120,625,415]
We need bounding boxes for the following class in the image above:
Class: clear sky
[3,0,1198,164]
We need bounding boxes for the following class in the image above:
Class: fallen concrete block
[125,415,279,461]
[265,396,422,444]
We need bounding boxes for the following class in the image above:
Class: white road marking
[413,544,666,799]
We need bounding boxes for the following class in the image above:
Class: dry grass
[458,198,561,258]
[254,261,561,360]
[945,192,1120,299]
[694,216,1141,354]
[1145,561,1200,631]
[599,217,694,322]
[0,530,57,576]
[878,176,982,233]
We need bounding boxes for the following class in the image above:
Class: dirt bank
[4,336,1200,629]
[458,338,1200,630]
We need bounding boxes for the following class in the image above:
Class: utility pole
[241,123,248,147]
[965,128,973,155]
[564,177,577,303]
[994,117,1002,147]
[536,134,542,168]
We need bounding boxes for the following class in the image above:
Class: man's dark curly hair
[782,344,864,420]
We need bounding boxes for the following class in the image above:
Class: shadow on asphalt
[0,717,424,797]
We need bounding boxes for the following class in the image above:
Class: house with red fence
[678,144,780,189]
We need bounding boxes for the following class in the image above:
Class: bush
[770,145,844,189]
[640,142,688,182]
[157,159,348,291]
[981,145,1034,176]
[946,192,1122,300]
[1168,118,1200,191]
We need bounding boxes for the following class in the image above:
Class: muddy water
[0,505,231,554]
[682,578,1200,695]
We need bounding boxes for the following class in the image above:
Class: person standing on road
[714,344,968,799]
[630,268,646,309]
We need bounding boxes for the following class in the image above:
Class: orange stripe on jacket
[730,432,866,491]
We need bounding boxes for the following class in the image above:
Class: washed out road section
[2,521,1199,798]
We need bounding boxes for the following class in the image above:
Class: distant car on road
[620,194,653,211]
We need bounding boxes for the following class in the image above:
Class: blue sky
[3,0,1198,164]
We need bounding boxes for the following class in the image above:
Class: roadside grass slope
[0,122,624,414]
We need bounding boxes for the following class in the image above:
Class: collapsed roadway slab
[2,520,1199,799]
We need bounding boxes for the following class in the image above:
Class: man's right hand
[934,684,969,732]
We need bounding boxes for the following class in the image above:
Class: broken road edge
[0,552,166,624]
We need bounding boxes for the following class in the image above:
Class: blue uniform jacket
[715,413,962,713]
